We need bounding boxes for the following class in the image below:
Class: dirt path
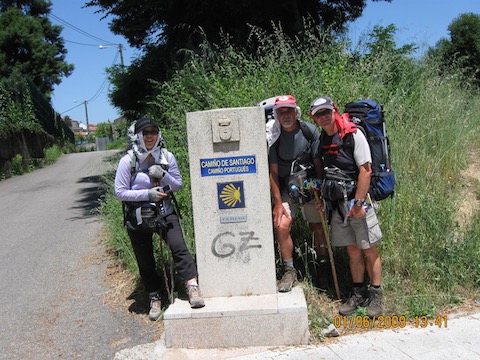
[455,149,480,231]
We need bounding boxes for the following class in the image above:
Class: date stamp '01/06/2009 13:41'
[333,315,448,329]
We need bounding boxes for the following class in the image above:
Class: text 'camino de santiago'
[200,155,256,177]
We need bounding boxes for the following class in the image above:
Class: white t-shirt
[352,131,372,167]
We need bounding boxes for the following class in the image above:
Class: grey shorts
[281,191,321,223]
[331,207,382,249]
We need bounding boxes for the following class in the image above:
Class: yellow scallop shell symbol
[220,184,242,207]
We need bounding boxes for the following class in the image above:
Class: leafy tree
[86,0,391,117]
[95,121,113,138]
[63,114,72,127]
[88,0,385,48]
[361,24,416,58]
[112,120,128,139]
[428,13,480,87]
[351,24,417,94]
[103,48,163,118]
[0,84,37,137]
[0,0,74,98]
[0,68,42,136]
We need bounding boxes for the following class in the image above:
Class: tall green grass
[100,25,480,328]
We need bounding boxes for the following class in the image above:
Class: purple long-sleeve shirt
[114,149,182,216]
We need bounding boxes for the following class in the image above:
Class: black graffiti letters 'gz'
[212,231,262,258]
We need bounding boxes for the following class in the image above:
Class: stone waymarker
[163,106,309,348]
[186,106,276,297]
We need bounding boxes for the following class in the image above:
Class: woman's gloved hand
[148,165,166,179]
[148,187,164,202]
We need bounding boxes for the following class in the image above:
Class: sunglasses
[143,130,159,136]
[314,109,332,117]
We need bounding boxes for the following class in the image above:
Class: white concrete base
[163,286,310,348]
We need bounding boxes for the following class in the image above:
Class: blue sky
[49,0,136,125]
[49,0,479,125]
[349,0,479,54]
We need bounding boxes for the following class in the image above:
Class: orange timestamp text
[334,315,407,329]
[414,315,448,328]
[333,315,448,329]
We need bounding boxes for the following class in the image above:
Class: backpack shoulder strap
[319,129,325,144]
[157,148,183,219]
[337,112,358,139]
[294,120,315,164]
[127,149,139,186]
[298,120,314,142]
[342,123,370,153]
[158,148,169,170]
[122,150,140,225]
[352,123,367,140]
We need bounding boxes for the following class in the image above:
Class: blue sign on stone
[200,155,256,177]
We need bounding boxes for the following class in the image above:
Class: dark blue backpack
[344,100,396,201]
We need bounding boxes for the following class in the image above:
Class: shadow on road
[127,286,151,315]
[68,175,107,219]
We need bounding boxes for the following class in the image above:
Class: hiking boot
[339,286,367,315]
[187,285,205,308]
[277,266,297,292]
[148,293,162,321]
[365,287,383,318]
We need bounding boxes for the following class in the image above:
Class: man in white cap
[309,96,383,318]
[268,95,327,292]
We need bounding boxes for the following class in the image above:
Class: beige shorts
[281,191,321,223]
[331,206,382,249]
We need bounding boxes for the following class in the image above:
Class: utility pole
[99,44,124,67]
[83,100,90,135]
[118,44,124,67]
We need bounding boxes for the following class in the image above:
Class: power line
[64,39,104,47]
[49,13,116,46]
[60,50,119,115]
[86,51,118,103]
[49,12,124,120]
[59,102,84,115]
[87,51,119,103]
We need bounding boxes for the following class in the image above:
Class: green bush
[44,145,63,164]
[106,137,128,150]
[11,154,26,175]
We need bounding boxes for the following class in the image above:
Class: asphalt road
[0,150,158,359]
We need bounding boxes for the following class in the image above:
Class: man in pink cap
[268,95,327,292]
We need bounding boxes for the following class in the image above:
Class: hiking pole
[382,121,391,170]
[153,179,174,304]
[158,225,173,304]
[305,179,341,300]
[314,191,341,300]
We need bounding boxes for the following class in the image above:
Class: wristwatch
[354,199,364,207]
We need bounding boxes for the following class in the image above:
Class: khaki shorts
[281,191,321,223]
[331,206,382,249]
